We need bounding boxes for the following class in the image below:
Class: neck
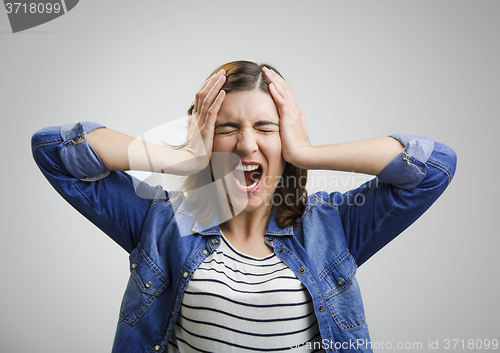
[219,205,274,257]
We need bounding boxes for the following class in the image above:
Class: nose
[236,129,258,155]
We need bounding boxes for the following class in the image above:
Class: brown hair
[183,60,307,228]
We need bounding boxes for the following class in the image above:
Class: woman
[32,61,457,353]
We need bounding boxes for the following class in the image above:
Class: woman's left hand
[263,67,312,167]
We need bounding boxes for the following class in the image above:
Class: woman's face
[212,89,285,213]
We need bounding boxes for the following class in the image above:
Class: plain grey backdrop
[1,1,499,352]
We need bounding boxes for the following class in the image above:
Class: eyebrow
[215,120,279,129]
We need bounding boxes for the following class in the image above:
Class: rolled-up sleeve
[336,134,457,266]
[57,121,109,181]
[377,133,438,190]
[32,122,164,253]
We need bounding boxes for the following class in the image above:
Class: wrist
[288,144,315,169]
[176,149,209,175]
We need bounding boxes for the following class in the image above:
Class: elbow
[31,126,62,159]
[427,142,457,186]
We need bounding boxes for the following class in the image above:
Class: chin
[222,180,270,215]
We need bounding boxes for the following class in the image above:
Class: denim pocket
[319,251,366,331]
[119,244,170,325]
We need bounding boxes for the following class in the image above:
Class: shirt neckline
[219,230,276,261]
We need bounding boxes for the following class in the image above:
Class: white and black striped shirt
[168,233,323,352]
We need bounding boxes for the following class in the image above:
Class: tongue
[243,171,254,186]
[233,168,261,187]
[245,169,262,185]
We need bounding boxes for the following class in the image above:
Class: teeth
[235,164,260,172]
[236,178,259,189]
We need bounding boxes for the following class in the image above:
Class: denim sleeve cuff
[376,133,435,190]
[57,122,109,181]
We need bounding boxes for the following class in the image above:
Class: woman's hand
[86,70,226,175]
[263,67,312,167]
[263,67,404,174]
[183,69,227,172]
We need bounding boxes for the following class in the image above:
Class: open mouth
[232,163,263,192]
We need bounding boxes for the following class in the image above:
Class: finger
[197,71,225,116]
[273,74,296,104]
[268,82,286,109]
[194,79,214,115]
[201,69,225,92]
[200,74,226,121]
[263,68,287,90]
[195,71,223,114]
[194,69,225,114]
[204,90,226,129]
[264,69,294,103]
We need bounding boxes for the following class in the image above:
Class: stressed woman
[32,61,456,353]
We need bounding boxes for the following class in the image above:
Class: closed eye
[217,129,237,135]
[215,121,279,135]
[254,121,279,133]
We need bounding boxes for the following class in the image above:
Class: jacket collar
[169,193,293,236]
[195,208,293,236]
[171,194,292,237]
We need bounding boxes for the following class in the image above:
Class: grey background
[1,1,499,352]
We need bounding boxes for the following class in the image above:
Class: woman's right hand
[86,70,226,175]
[182,69,226,173]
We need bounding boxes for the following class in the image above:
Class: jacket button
[172,310,175,317]
[318,305,324,312]
[299,268,305,274]
[337,279,345,286]
[145,281,152,288]
[131,263,137,270]
[154,345,161,351]
[267,238,273,242]
[203,249,208,255]
[182,271,189,278]
[211,238,218,244]
[278,248,284,253]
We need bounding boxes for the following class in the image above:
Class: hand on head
[183,64,311,173]
[183,69,227,172]
[262,67,311,166]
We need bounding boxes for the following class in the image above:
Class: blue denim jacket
[32,122,456,353]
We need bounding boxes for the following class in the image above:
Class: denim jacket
[32,122,457,353]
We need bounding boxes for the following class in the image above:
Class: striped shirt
[167,233,323,352]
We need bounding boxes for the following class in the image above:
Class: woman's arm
[263,67,457,266]
[32,123,157,253]
[290,137,404,175]
[337,139,456,266]
[31,70,227,252]
[86,69,227,175]
[263,67,404,174]
[86,128,199,175]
